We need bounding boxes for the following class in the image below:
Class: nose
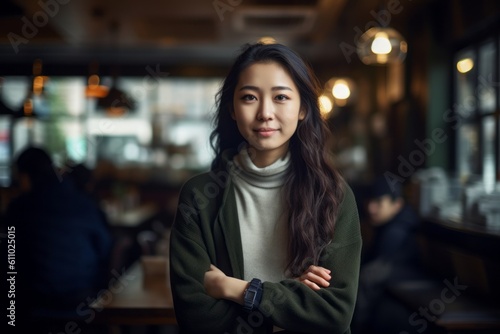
[256,97,274,121]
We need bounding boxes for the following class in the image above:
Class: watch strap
[243,278,262,312]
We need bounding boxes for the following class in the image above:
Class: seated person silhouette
[353,176,422,334]
[5,147,112,325]
[65,162,93,193]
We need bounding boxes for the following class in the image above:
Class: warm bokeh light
[324,77,355,107]
[457,58,474,73]
[33,76,47,95]
[23,98,33,116]
[86,74,108,98]
[318,94,333,115]
[371,32,392,55]
[88,74,100,87]
[258,36,277,44]
[332,80,351,100]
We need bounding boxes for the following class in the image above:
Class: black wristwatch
[243,278,262,312]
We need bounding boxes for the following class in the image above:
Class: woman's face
[232,61,304,167]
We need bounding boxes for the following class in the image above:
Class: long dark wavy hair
[210,43,345,277]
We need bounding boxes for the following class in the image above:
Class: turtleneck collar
[229,146,291,188]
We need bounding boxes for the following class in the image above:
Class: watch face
[246,290,256,301]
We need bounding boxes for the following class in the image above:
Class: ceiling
[0,0,429,74]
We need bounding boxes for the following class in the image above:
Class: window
[453,36,499,193]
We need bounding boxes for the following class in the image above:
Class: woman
[170,43,361,334]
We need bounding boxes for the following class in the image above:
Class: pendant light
[85,62,108,99]
[357,27,407,65]
[324,77,356,107]
[95,21,136,116]
[96,74,136,116]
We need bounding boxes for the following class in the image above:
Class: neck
[247,146,288,168]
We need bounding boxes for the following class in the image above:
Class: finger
[302,279,321,291]
[298,274,331,290]
[308,265,331,273]
[309,277,330,288]
[307,266,331,280]
[303,272,330,287]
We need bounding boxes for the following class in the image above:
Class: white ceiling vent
[232,7,317,35]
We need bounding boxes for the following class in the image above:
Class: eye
[275,94,289,101]
[241,94,257,101]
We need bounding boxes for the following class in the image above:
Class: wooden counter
[90,258,176,325]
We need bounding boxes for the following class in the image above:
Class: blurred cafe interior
[1,0,500,333]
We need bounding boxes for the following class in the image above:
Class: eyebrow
[238,85,293,92]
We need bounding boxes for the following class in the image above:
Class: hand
[204,264,227,299]
[296,265,331,291]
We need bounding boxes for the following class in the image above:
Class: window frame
[451,25,500,190]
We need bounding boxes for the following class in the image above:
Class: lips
[255,128,278,137]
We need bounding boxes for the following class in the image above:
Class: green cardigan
[169,160,361,334]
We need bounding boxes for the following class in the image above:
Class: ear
[298,108,306,120]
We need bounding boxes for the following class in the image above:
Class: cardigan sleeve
[169,177,244,334]
[258,186,362,333]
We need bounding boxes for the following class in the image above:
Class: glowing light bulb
[332,80,351,100]
[456,58,474,73]
[371,32,392,55]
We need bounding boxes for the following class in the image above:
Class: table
[388,280,500,333]
[90,258,176,325]
[105,203,164,271]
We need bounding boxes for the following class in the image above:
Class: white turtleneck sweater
[228,148,290,283]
